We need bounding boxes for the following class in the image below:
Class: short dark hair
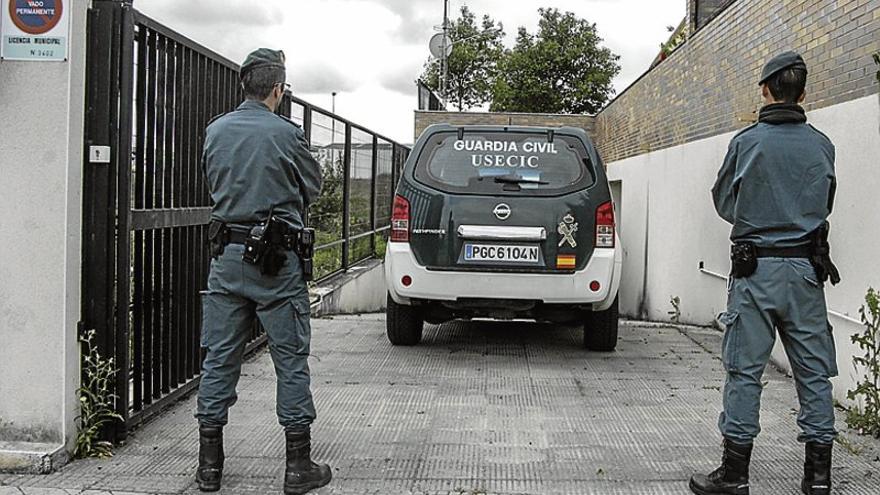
[766,67,807,104]
[242,66,286,100]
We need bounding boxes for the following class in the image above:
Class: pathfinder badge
[558,214,578,248]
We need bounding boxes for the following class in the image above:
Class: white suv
[385,125,622,350]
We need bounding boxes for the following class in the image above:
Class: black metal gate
[82,0,409,440]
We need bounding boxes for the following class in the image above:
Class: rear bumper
[385,241,621,310]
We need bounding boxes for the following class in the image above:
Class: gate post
[81,0,136,442]
[0,0,91,473]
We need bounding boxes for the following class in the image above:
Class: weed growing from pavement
[75,329,123,458]
[834,434,866,456]
[668,295,681,322]
[845,288,880,438]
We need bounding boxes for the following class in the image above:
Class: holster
[243,215,287,277]
[297,228,315,282]
[207,220,229,259]
[730,242,758,279]
[242,216,313,278]
[808,221,841,285]
[259,245,287,277]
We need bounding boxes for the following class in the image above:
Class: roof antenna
[547,129,555,143]
[457,127,464,140]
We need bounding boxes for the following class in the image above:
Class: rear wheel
[583,297,619,351]
[386,293,424,346]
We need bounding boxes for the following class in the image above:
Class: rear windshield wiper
[491,174,549,185]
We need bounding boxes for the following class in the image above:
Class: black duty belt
[226,229,251,245]
[226,229,299,251]
[755,246,811,258]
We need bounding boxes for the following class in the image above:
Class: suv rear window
[413,131,595,196]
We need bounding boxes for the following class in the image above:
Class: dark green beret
[241,48,286,78]
[758,51,807,85]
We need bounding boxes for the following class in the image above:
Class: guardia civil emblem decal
[558,214,578,248]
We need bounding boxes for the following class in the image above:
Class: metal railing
[82,0,408,440]
[283,97,409,279]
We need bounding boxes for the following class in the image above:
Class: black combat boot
[284,429,332,495]
[801,442,832,495]
[196,426,224,492]
[689,439,753,495]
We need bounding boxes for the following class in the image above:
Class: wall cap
[415,110,596,119]
[0,442,67,474]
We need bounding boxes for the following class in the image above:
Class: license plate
[464,243,541,264]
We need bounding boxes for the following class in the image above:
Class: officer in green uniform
[690,52,840,495]
[194,48,331,495]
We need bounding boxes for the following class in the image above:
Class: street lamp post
[441,0,449,106]
[331,92,338,144]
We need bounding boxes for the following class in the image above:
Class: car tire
[386,293,424,346]
[583,296,619,352]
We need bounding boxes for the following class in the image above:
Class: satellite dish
[429,33,453,58]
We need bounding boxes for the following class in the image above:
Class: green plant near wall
[74,330,123,458]
[845,288,880,438]
[660,23,687,58]
[374,234,388,259]
[874,52,879,83]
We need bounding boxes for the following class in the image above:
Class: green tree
[421,6,505,111]
[491,8,620,115]
[309,151,344,236]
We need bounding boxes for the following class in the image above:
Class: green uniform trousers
[719,257,838,445]
[196,243,316,431]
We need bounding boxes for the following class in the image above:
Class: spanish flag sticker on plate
[556,254,576,269]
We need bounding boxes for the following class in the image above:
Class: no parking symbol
[1,0,69,61]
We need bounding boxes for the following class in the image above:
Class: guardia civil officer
[194,48,331,495]
[689,52,841,495]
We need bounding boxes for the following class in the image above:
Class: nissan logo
[493,203,511,221]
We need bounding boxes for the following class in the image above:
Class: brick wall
[595,0,880,164]
[414,111,595,141]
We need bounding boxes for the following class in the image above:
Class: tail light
[391,195,410,243]
[595,201,615,248]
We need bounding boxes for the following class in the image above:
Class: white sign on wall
[0,0,69,61]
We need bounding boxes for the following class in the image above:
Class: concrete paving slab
[3,316,879,494]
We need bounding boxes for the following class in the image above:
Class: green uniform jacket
[203,100,322,229]
[712,122,836,247]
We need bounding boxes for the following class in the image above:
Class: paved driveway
[2,316,878,494]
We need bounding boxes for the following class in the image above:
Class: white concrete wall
[313,259,388,316]
[0,0,89,458]
[606,94,880,405]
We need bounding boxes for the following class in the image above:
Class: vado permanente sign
[1,0,69,61]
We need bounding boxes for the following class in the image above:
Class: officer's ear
[798,91,806,104]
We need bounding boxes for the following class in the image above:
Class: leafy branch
[846,288,880,438]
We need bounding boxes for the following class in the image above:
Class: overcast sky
[136,0,685,143]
